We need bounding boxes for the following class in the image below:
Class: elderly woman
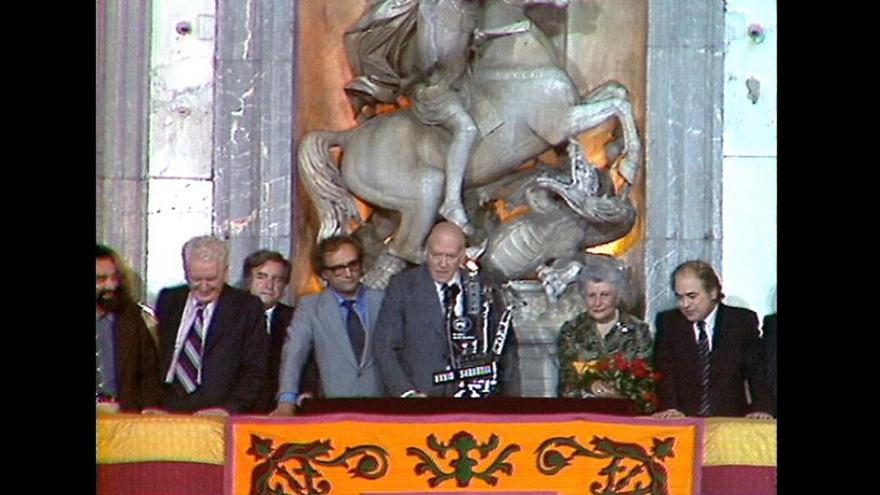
[557,262,653,398]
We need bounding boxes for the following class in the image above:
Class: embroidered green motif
[536,435,676,495]
[407,431,521,487]
[247,434,389,495]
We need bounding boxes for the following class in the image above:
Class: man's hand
[652,408,686,419]
[269,402,296,416]
[194,407,230,418]
[745,411,774,420]
[296,392,313,407]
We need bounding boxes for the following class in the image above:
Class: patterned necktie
[696,320,711,416]
[343,300,365,364]
[174,304,205,394]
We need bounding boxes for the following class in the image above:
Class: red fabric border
[97,462,223,495]
[701,465,776,495]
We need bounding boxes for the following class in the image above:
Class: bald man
[373,222,520,397]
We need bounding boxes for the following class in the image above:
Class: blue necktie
[343,300,365,364]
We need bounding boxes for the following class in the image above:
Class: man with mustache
[96,244,162,411]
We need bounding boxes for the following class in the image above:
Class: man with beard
[240,250,320,413]
[96,244,162,411]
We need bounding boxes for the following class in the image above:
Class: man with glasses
[271,235,385,415]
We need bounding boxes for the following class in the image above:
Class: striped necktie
[174,304,205,394]
[696,320,711,416]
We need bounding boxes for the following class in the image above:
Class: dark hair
[96,243,135,304]
[241,250,291,286]
[312,235,363,272]
[671,259,725,300]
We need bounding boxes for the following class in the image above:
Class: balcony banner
[226,412,703,495]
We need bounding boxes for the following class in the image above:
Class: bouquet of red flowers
[577,352,661,413]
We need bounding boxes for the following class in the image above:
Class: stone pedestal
[504,281,584,397]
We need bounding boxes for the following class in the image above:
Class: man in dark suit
[374,221,520,397]
[155,236,269,416]
[240,250,320,413]
[762,313,777,417]
[96,244,162,412]
[271,236,385,415]
[653,260,773,419]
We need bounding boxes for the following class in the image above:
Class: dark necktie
[174,304,205,394]
[442,283,460,314]
[343,300,365,364]
[696,320,711,416]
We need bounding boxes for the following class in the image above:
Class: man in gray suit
[271,236,385,415]
[374,221,520,397]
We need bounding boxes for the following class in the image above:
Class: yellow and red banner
[226,412,703,495]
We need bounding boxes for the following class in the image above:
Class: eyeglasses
[323,258,362,276]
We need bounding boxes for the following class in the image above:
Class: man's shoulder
[719,303,758,324]
[364,286,385,299]
[387,264,427,287]
[219,285,263,310]
[155,285,189,310]
[273,301,295,323]
[655,307,684,323]
[296,291,325,309]
[158,284,189,298]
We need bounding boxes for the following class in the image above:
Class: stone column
[644,0,726,318]
[96,0,152,295]
[213,0,297,289]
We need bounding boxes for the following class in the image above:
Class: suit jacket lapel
[318,290,359,368]
[712,303,725,351]
[418,266,445,338]
[161,289,187,361]
[362,288,383,365]
[677,312,701,361]
[203,285,232,356]
[710,303,726,362]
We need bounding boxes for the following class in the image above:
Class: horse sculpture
[298,0,642,288]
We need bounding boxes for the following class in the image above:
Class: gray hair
[182,236,229,269]
[577,255,630,308]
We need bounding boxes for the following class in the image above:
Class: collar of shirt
[96,310,116,324]
[434,272,463,316]
[693,303,719,351]
[264,306,275,334]
[329,285,368,324]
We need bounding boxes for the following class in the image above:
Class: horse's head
[475,0,571,73]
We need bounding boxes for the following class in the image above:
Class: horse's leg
[360,166,446,288]
[534,81,642,186]
[386,166,445,263]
